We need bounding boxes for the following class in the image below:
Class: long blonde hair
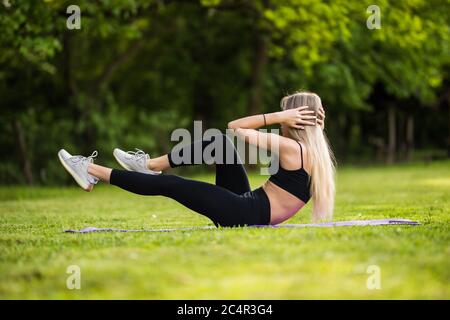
[280,91,336,222]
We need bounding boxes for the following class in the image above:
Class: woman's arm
[227,107,316,152]
[227,112,281,130]
[228,106,316,130]
[227,107,315,130]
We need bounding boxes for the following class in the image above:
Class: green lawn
[0,161,449,299]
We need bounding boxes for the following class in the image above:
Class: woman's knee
[209,133,238,163]
[211,133,233,145]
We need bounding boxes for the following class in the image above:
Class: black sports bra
[268,141,312,203]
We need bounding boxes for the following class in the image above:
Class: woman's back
[263,139,312,224]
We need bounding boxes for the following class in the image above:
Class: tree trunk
[12,118,34,185]
[386,105,396,164]
[247,33,268,115]
[193,81,213,129]
[405,113,414,161]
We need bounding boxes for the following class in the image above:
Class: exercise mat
[64,218,420,233]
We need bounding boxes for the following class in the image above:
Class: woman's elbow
[227,121,238,130]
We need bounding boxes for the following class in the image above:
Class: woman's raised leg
[108,169,261,227]
[58,147,266,227]
[158,133,251,195]
[87,163,112,183]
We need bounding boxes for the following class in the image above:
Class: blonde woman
[58,92,335,227]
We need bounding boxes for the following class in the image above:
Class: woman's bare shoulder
[278,137,303,170]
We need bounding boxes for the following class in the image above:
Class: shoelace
[69,151,99,184]
[126,148,148,161]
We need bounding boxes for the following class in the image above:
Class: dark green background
[0,0,448,185]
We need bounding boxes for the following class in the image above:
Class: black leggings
[110,133,271,227]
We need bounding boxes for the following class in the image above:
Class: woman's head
[280,91,336,222]
[280,91,321,138]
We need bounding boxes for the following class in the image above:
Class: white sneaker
[58,149,99,191]
[113,148,162,175]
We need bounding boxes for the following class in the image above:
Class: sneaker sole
[58,153,92,191]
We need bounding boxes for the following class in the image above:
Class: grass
[0,161,449,299]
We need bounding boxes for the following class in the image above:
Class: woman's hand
[279,106,317,130]
[317,106,325,130]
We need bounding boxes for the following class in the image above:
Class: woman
[58,91,335,227]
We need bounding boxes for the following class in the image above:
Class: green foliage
[265,0,449,105]
[0,0,448,184]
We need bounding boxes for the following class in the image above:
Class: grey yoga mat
[64,218,420,233]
